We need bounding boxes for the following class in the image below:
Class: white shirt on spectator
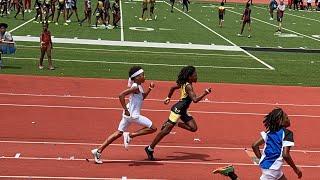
[278,4,285,11]
[0,32,13,42]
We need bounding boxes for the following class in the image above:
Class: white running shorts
[260,168,284,180]
[118,114,152,132]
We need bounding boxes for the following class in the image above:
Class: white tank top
[126,83,144,118]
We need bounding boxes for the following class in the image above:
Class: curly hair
[263,107,285,132]
[176,66,196,86]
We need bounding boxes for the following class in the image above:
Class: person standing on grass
[43,0,52,22]
[269,0,277,20]
[276,0,285,33]
[79,0,92,26]
[24,0,31,12]
[0,23,15,70]
[104,0,111,26]
[139,0,148,21]
[306,0,312,10]
[67,0,80,22]
[293,0,299,10]
[170,0,175,12]
[218,1,225,28]
[93,0,107,28]
[237,3,251,38]
[91,66,157,164]
[39,23,54,70]
[182,0,190,12]
[33,0,43,23]
[0,0,9,16]
[145,66,211,161]
[14,0,24,20]
[55,0,68,25]
[50,0,57,22]
[149,0,156,20]
[213,108,302,180]
[111,0,120,28]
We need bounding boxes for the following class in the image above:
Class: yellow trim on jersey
[180,82,189,100]
[169,111,181,123]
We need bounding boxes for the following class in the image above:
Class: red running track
[0,74,320,179]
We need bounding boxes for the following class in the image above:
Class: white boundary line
[2,92,320,107]
[13,35,243,51]
[3,57,269,70]
[1,103,320,118]
[0,156,319,168]
[163,1,275,70]
[254,6,320,23]
[1,140,319,153]
[17,44,249,58]
[0,175,165,180]
[227,9,320,42]
[120,0,124,41]
[9,18,34,33]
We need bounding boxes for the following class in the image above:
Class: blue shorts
[0,45,16,54]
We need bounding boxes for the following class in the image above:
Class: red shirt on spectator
[41,31,52,47]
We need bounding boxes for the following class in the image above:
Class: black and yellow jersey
[171,83,192,114]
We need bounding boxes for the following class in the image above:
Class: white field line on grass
[254,6,320,23]
[1,140,320,153]
[0,175,165,180]
[120,0,124,41]
[4,57,269,70]
[227,9,320,42]
[2,92,320,108]
[1,155,319,168]
[13,35,243,52]
[9,18,34,33]
[17,44,249,58]
[163,1,275,70]
[1,103,320,118]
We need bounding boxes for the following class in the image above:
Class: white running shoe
[91,149,103,164]
[123,132,131,150]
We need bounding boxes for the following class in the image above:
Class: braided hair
[176,66,196,86]
[263,107,285,132]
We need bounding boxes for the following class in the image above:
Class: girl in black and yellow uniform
[145,66,211,161]
[94,0,106,28]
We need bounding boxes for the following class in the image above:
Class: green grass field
[1,0,320,86]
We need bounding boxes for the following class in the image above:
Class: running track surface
[0,74,319,179]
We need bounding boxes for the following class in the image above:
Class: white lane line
[14,153,21,158]
[1,92,320,107]
[13,35,244,51]
[1,156,319,168]
[227,9,320,42]
[1,103,320,118]
[4,57,267,70]
[163,1,275,70]
[17,44,249,58]
[9,18,34,33]
[0,175,165,180]
[0,140,319,153]
[120,0,124,41]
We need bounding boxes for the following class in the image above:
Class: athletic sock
[148,146,154,151]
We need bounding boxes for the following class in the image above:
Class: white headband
[128,69,144,87]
